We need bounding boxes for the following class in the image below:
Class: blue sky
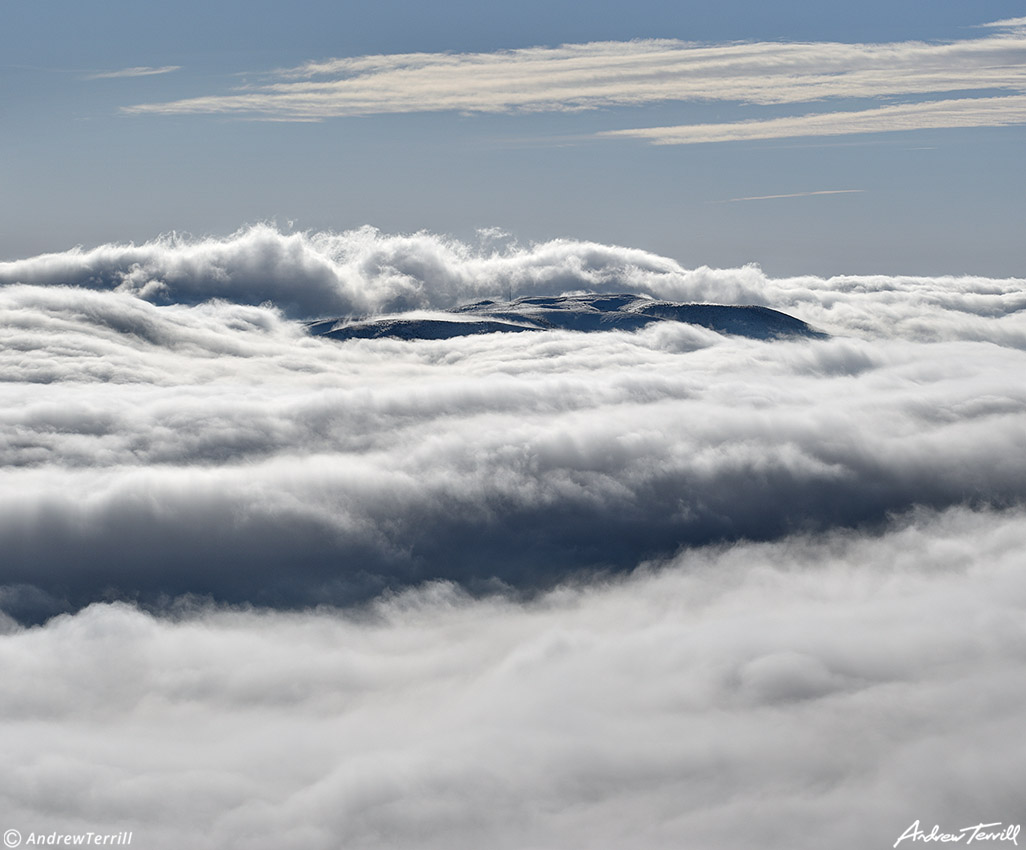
[3,0,1025,275]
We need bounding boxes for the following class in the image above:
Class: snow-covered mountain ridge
[307,293,825,341]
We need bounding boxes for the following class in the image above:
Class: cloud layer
[2,226,1026,621]
[2,507,1024,849]
[3,223,1026,334]
[3,225,1025,845]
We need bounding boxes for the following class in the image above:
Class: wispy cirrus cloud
[121,20,1026,149]
[979,16,1026,29]
[84,65,181,80]
[601,94,1026,145]
[724,189,864,202]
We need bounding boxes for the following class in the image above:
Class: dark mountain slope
[308,294,826,341]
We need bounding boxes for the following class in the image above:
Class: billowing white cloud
[1,506,1024,849]
[2,226,1026,621]
[2,224,774,320]
[3,225,1025,339]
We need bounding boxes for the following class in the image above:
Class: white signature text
[895,821,1020,848]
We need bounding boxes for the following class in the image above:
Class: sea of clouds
[1,225,1024,848]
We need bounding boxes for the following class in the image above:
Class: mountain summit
[308,294,825,341]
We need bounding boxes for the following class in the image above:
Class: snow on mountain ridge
[309,293,825,341]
